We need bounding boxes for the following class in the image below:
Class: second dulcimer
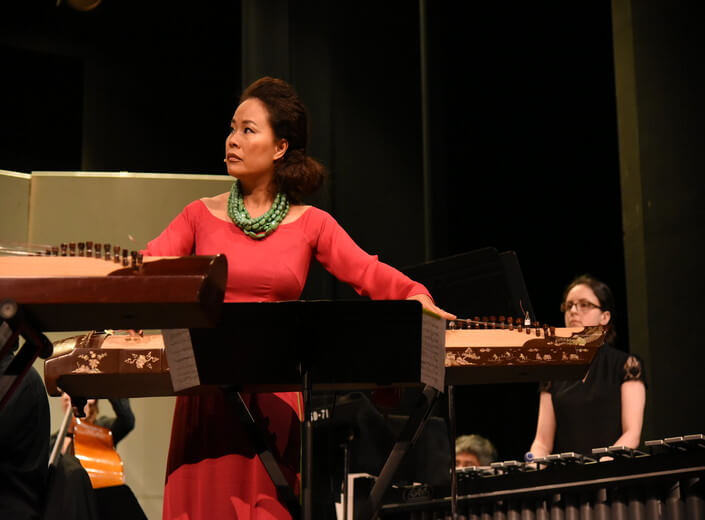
[0,246,227,331]
[445,318,607,385]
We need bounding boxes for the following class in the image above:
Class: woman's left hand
[407,294,456,321]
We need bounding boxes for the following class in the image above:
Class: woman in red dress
[145,77,454,520]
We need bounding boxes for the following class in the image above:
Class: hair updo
[240,77,326,203]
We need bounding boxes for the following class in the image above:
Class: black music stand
[402,247,535,520]
[402,247,534,322]
[0,299,54,411]
[180,300,443,520]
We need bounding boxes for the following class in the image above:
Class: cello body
[72,417,125,489]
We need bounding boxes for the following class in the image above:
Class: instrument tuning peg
[78,242,85,257]
[114,246,121,263]
[104,243,111,260]
[69,243,76,256]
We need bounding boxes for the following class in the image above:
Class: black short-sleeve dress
[540,344,646,455]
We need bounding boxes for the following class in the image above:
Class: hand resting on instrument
[407,293,456,320]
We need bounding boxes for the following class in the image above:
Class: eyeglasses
[560,300,602,313]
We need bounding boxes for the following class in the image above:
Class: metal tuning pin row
[447,316,557,339]
[48,242,143,268]
[447,316,518,330]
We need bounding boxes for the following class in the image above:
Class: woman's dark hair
[562,274,616,345]
[240,77,326,203]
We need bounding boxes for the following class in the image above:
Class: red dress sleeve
[142,202,198,256]
[307,209,431,300]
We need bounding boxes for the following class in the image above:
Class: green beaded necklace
[227,180,290,239]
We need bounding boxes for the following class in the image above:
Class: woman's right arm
[529,391,556,458]
[142,202,198,256]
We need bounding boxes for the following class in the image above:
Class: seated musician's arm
[142,202,199,256]
[613,354,646,448]
[100,398,135,447]
[309,209,454,318]
[529,387,556,458]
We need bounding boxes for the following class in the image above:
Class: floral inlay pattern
[73,351,108,373]
[446,346,594,367]
[124,351,160,370]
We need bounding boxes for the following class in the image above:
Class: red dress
[145,200,430,520]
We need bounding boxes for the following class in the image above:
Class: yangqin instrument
[444,318,606,384]
[0,249,228,331]
[44,313,606,398]
[1,249,226,408]
[45,331,171,398]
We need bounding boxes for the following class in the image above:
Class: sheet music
[420,310,445,391]
[162,328,200,392]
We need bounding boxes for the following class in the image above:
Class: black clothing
[94,398,135,447]
[43,454,100,520]
[0,360,50,520]
[94,485,148,520]
[540,344,646,455]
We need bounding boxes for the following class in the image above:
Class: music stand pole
[301,363,313,520]
[448,384,458,520]
[222,387,301,519]
[361,384,440,519]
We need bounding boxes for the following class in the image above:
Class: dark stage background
[2,0,702,473]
